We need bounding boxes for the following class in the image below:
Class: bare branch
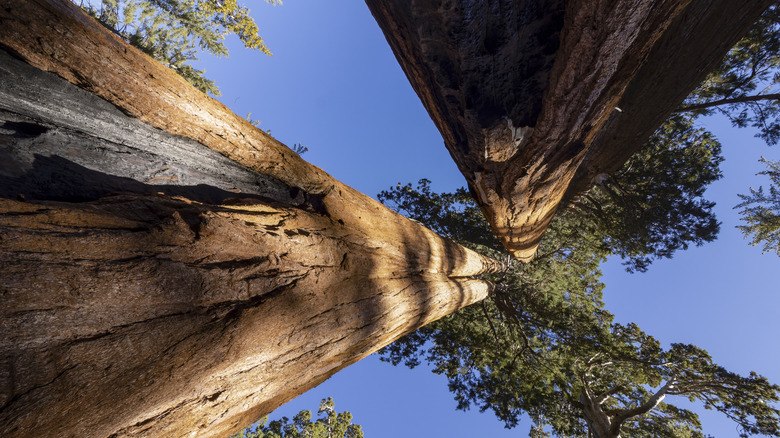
[611,379,676,426]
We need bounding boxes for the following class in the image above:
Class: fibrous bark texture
[366,0,773,260]
[0,2,501,437]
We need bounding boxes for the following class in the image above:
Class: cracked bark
[366,0,773,260]
[0,2,502,437]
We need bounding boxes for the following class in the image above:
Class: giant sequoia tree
[0,2,500,437]
[0,0,775,437]
[366,0,774,260]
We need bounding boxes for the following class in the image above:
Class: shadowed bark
[366,0,773,260]
[0,2,501,437]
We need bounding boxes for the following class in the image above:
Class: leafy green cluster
[573,325,780,438]
[77,0,277,95]
[737,158,780,255]
[231,398,363,438]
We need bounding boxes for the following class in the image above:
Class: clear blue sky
[195,2,780,436]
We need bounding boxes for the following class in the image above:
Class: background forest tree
[738,158,780,255]
[77,0,278,95]
[231,398,363,438]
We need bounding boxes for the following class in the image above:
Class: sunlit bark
[0,2,501,436]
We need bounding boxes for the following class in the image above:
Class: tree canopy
[231,398,363,438]
[77,0,277,95]
[378,175,780,438]
[376,14,780,426]
[570,114,723,272]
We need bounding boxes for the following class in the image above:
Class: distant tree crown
[76,0,278,95]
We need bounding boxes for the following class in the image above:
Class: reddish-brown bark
[0,2,500,436]
[366,0,773,260]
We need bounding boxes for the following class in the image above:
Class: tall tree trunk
[580,389,620,438]
[365,0,773,260]
[0,2,501,437]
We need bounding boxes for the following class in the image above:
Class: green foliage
[572,114,722,272]
[680,4,780,145]
[76,0,277,95]
[377,170,780,437]
[231,398,363,438]
[737,158,780,256]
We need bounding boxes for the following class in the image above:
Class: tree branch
[676,93,780,113]
[594,385,626,404]
[480,300,503,348]
[611,379,676,426]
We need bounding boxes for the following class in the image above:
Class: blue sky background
[194,2,780,436]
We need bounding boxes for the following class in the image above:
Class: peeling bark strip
[0,2,502,437]
[0,0,329,195]
[366,0,773,260]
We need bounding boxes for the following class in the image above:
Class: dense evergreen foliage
[378,174,780,438]
[737,158,780,255]
[231,398,363,438]
[572,114,723,272]
[76,0,277,95]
